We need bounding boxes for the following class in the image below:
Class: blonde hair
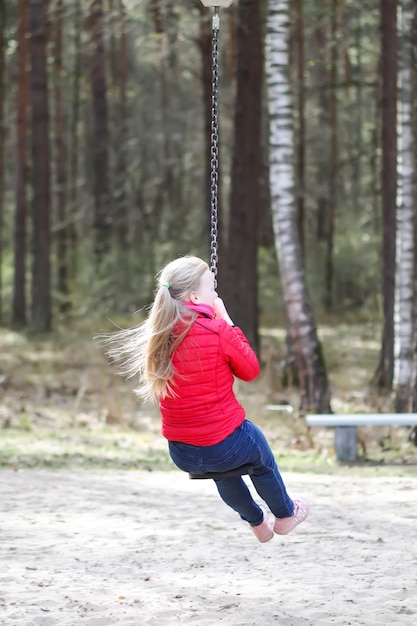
[103,255,209,402]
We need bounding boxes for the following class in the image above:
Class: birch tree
[266,0,331,412]
[395,0,415,412]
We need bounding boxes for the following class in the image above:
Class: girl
[105,255,309,543]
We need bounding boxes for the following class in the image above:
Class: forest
[1,0,417,465]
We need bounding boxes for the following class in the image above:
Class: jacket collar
[183,301,215,319]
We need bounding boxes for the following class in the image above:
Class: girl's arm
[213,297,234,326]
[219,323,260,381]
[214,298,260,381]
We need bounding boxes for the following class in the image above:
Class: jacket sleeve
[218,322,260,381]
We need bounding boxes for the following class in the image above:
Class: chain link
[210,10,220,286]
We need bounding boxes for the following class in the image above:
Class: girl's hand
[214,297,234,326]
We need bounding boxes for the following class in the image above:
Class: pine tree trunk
[12,0,29,328]
[294,0,306,257]
[267,0,331,413]
[0,0,5,323]
[29,0,52,332]
[150,0,183,239]
[227,0,263,353]
[395,0,414,412]
[53,0,70,311]
[68,0,81,288]
[104,0,130,302]
[313,0,329,242]
[353,7,363,204]
[412,0,417,435]
[88,0,111,262]
[325,0,338,311]
[376,0,397,390]
[112,0,129,256]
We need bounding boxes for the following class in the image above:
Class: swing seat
[189,463,254,480]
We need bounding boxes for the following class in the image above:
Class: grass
[0,322,416,475]
[0,428,173,471]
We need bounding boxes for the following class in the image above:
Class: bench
[306,413,417,462]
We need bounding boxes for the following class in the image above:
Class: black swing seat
[189,463,254,480]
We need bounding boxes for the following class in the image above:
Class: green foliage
[332,229,381,312]
[0,0,396,328]
[306,227,381,315]
[258,246,282,325]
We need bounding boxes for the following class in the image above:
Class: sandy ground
[0,468,416,626]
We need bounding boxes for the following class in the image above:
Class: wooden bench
[306,414,417,462]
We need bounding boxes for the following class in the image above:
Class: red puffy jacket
[160,307,260,445]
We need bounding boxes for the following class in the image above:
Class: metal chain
[210,9,220,285]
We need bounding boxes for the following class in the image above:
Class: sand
[0,468,416,625]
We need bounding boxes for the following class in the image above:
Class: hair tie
[161,282,170,289]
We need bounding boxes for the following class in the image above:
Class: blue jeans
[168,420,294,527]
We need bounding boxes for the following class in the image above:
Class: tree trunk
[266,0,331,413]
[0,0,5,323]
[29,0,52,333]
[412,0,417,436]
[88,0,111,262]
[150,0,183,240]
[68,0,81,289]
[227,0,263,353]
[294,0,306,257]
[12,0,29,328]
[395,0,414,412]
[324,0,338,311]
[106,0,130,302]
[112,0,129,256]
[353,7,363,205]
[313,0,329,242]
[376,0,397,390]
[108,0,118,85]
[53,0,70,312]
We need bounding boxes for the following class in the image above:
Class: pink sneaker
[273,497,309,535]
[251,509,274,543]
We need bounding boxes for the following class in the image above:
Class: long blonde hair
[103,255,209,402]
